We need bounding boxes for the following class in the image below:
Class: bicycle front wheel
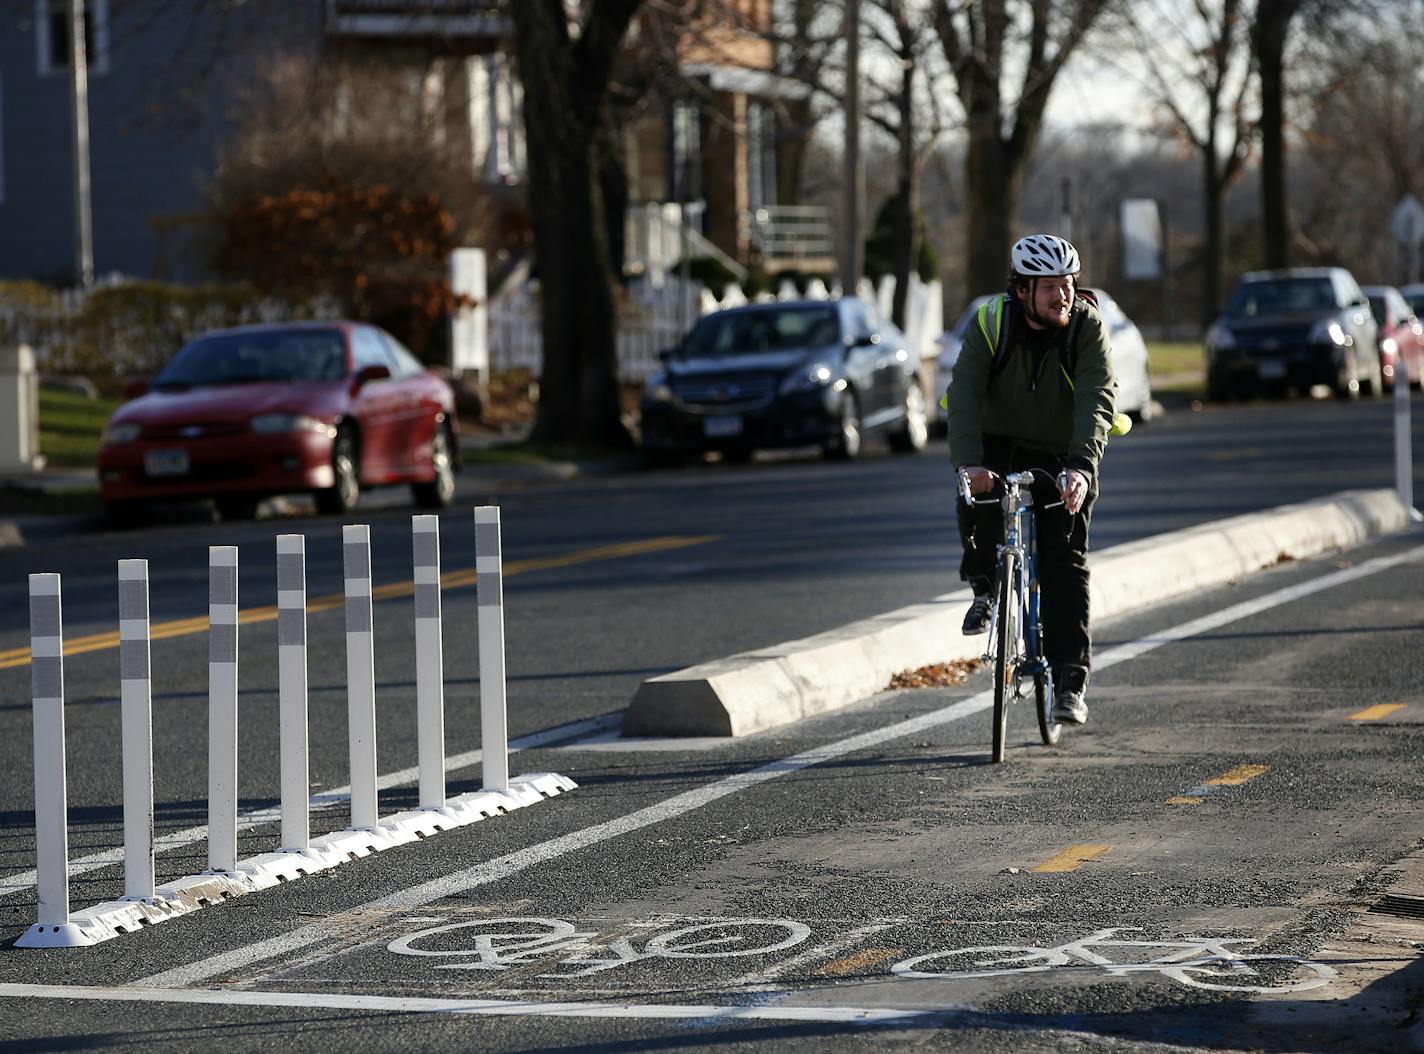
[992,551,1018,764]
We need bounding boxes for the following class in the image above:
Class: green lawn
[39,388,119,468]
[1147,341,1206,396]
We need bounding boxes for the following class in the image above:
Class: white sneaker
[1052,692,1088,725]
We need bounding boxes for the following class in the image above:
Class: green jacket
[946,293,1118,478]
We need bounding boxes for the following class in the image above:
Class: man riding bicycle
[945,234,1117,726]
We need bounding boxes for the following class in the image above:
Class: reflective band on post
[117,559,155,902]
[208,547,239,874]
[276,535,309,851]
[475,506,509,792]
[343,525,379,830]
[412,515,446,810]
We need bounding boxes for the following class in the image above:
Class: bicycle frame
[974,473,1049,692]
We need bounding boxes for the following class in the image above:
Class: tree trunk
[1203,146,1225,325]
[512,0,637,449]
[889,59,917,327]
[965,118,1019,297]
[1252,0,1298,269]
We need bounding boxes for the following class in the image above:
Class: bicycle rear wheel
[992,552,1017,764]
[1036,665,1060,746]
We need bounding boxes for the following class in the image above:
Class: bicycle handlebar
[957,467,1066,509]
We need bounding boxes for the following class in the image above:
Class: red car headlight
[250,413,335,437]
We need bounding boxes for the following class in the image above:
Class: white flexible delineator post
[412,515,446,810]
[276,534,309,851]
[343,525,379,830]
[117,560,155,902]
[208,547,239,873]
[1394,367,1422,523]
[21,573,81,946]
[475,506,509,791]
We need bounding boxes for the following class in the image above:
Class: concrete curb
[623,488,1412,737]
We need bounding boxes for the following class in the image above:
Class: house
[0,0,826,287]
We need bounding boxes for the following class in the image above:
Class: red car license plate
[144,448,190,477]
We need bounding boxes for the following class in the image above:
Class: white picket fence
[19,507,575,949]
[488,273,944,382]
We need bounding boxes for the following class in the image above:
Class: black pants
[956,435,1097,687]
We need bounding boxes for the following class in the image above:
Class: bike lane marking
[1031,845,1111,873]
[1349,703,1407,721]
[0,534,719,670]
[131,540,1424,992]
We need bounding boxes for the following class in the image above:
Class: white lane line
[133,541,1424,990]
[0,712,622,900]
[0,982,949,1026]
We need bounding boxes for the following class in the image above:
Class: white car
[932,289,1155,427]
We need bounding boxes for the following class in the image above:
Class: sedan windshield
[1225,279,1338,319]
[678,307,840,358]
[155,330,347,389]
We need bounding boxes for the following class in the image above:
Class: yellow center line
[1166,796,1205,806]
[1205,764,1270,786]
[0,534,719,670]
[814,948,905,977]
[1348,703,1407,722]
[1031,844,1111,873]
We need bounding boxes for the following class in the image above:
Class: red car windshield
[154,330,347,389]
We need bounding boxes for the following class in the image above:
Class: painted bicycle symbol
[893,928,1337,993]
[388,916,812,978]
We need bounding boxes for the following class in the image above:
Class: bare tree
[511,0,642,449]
[932,0,1112,296]
[1109,0,1256,320]
[862,0,950,325]
[772,0,845,205]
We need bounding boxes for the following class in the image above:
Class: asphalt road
[1,393,1423,1051]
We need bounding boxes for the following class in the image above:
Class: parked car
[931,289,1154,425]
[1205,268,1380,400]
[639,297,928,462]
[98,322,458,523]
[1402,284,1424,318]
[1361,285,1424,389]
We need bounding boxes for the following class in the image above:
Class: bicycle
[958,467,1064,762]
[890,927,1337,994]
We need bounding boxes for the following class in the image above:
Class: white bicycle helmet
[1011,234,1081,278]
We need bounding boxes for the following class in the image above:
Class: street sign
[1121,199,1162,280]
[1390,195,1424,245]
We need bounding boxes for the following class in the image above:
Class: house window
[671,101,701,202]
[468,52,524,183]
[37,0,109,78]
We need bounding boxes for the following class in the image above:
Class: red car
[98,322,458,523]
[1363,285,1424,390]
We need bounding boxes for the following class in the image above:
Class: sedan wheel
[1332,353,1360,400]
[316,426,361,514]
[412,423,456,508]
[825,395,862,460]
[889,384,929,453]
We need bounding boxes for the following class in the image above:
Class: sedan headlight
[779,362,835,395]
[1309,319,1348,346]
[102,422,141,446]
[643,375,674,403]
[1205,323,1236,350]
[251,413,334,436]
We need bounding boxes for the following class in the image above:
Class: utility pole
[68,0,94,288]
[840,0,862,295]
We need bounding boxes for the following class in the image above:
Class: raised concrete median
[623,488,1412,737]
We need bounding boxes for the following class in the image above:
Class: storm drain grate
[1368,894,1424,920]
